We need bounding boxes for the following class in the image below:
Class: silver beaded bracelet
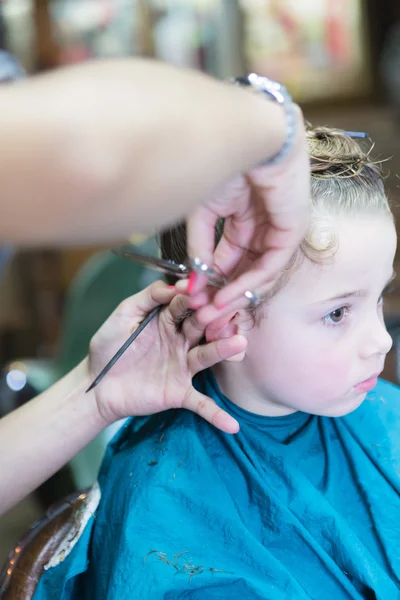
[232,73,297,167]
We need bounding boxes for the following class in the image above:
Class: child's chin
[313,393,367,418]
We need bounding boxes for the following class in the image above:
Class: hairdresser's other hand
[88,281,246,434]
[186,106,310,322]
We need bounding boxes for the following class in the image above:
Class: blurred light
[6,369,27,392]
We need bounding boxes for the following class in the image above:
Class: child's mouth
[354,374,380,394]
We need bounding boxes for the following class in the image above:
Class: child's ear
[205,311,247,362]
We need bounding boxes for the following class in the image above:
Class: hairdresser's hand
[88,281,246,434]
[186,106,310,322]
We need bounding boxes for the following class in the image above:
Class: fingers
[181,310,206,347]
[209,176,254,282]
[175,278,214,311]
[183,388,240,434]
[196,294,252,326]
[115,280,178,321]
[188,334,247,374]
[212,242,294,310]
[168,292,191,321]
[172,276,249,327]
[186,176,251,296]
[186,205,219,294]
[211,146,309,308]
[144,280,180,308]
[187,109,310,311]
[167,294,205,346]
[175,279,189,293]
[165,293,205,348]
[186,204,217,265]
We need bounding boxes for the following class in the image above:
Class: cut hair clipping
[341,130,369,139]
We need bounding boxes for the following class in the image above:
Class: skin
[0,59,310,514]
[0,282,247,517]
[212,214,397,418]
[0,59,309,310]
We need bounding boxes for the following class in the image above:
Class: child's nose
[359,317,393,360]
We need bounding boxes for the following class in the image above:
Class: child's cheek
[308,352,353,394]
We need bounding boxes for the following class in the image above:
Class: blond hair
[301,126,391,263]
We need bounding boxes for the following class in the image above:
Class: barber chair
[0,490,90,600]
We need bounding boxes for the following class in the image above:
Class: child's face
[240,215,397,417]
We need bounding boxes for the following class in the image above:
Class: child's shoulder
[98,408,209,482]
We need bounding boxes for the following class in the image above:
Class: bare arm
[0,58,285,246]
[0,282,246,516]
[0,359,103,515]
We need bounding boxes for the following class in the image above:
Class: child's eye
[323,306,350,327]
[328,307,346,323]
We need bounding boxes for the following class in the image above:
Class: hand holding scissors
[187,107,310,323]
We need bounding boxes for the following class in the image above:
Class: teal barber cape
[34,373,400,599]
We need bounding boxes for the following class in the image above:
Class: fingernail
[187,271,197,294]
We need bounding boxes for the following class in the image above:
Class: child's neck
[212,361,297,417]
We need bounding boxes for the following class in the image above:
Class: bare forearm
[0,359,105,516]
[0,59,285,245]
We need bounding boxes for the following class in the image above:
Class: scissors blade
[111,245,189,279]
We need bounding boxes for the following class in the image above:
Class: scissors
[86,244,227,392]
[111,245,228,288]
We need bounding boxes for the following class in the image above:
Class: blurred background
[2,0,400,563]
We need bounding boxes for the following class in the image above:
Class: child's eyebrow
[315,271,396,305]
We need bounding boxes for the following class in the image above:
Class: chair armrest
[0,489,90,600]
